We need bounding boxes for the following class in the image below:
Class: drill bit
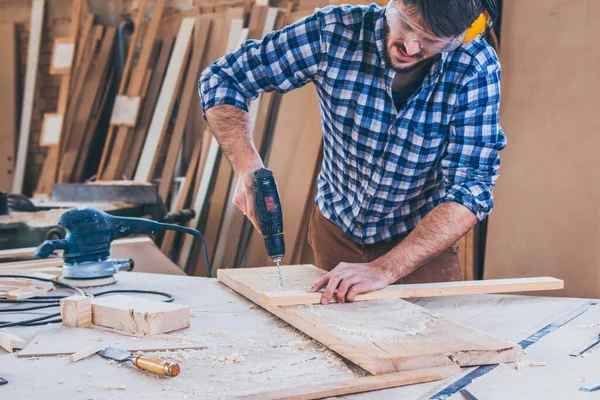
[276,260,284,289]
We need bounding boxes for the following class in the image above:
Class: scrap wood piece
[134,16,196,182]
[6,286,50,300]
[17,325,206,358]
[68,342,107,362]
[238,365,460,400]
[218,265,523,375]
[60,295,92,328]
[251,267,565,306]
[0,330,27,353]
[91,294,190,335]
[12,0,45,194]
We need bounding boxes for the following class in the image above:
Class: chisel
[98,347,180,377]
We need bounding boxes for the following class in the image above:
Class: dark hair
[402,0,484,38]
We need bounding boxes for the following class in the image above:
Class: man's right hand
[232,168,263,234]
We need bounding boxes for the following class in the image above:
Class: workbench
[1,271,598,399]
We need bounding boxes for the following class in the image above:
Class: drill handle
[35,239,69,258]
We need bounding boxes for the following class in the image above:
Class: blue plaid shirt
[199,4,507,245]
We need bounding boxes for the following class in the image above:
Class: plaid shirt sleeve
[440,60,507,220]
[198,13,326,115]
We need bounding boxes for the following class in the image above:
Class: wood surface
[49,37,75,75]
[6,286,49,300]
[218,265,523,375]
[60,295,92,328]
[134,17,196,182]
[239,365,460,400]
[0,23,17,192]
[91,294,191,335]
[67,342,106,362]
[17,324,206,358]
[12,0,45,194]
[158,18,210,203]
[484,0,600,298]
[0,330,27,353]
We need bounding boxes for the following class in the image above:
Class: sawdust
[57,380,65,384]
[294,299,435,343]
[578,377,588,383]
[516,360,546,370]
[106,385,127,390]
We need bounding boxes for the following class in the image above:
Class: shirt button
[365,194,372,201]
[388,127,394,134]
[377,161,383,168]
[356,223,363,229]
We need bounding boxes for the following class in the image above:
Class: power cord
[0,275,175,329]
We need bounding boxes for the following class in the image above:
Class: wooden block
[50,37,75,75]
[109,95,142,126]
[68,342,106,362]
[60,295,92,328]
[40,113,64,146]
[218,265,523,375]
[239,365,460,400]
[91,295,190,335]
[0,330,27,352]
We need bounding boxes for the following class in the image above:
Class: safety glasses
[384,0,466,53]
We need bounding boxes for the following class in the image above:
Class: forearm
[373,202,478,282]
[205,104,263,174]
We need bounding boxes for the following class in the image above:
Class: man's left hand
[306,262,396,305]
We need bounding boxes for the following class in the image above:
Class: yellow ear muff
[464,12,490,42]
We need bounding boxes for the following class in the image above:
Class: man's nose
[404,40,421,56]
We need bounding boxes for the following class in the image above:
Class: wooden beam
[158,18,211,203]
[261,274,565,306]
[134,17,196,182]
[12,0,44,194]
[60,295,92,328]
[0,23,17,192]
[238,365,460,400]
[0,330,27,353]
[91,295,191,335]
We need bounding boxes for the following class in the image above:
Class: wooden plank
[68,342,106,362]
[60,295,92,328]
[158,18,211,203]
[0,23,17,192]
[0,259,63,269]
[0,330,27,353]
[98,0,166,179]
[238,365,460,400]
[218,265,523,375]
[134,17,196,182]
[121,39,174,179]
[91,294,191,335]
[257,268,564,306]
[12,0,44,194]
[17,324,206,358]
[6,286,49,300]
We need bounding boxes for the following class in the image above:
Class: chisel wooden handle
[132,355,180,377]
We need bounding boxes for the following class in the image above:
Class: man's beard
[383,27,440,73]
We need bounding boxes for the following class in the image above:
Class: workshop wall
[484,0,600,298]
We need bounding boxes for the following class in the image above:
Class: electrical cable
[0,275,176,329]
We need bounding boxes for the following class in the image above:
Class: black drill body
[252,168,285,262]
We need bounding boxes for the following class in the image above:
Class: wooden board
[12,0,44,194]
[218,265,523,375]
[484,0,600,298]
[158,18,211,203]
[0,23,17,192]
[17,324,207,358]
[0,330,27,353]
[134,17,196,182]
[239,365,460,400]
[91,294,191,335]
[246,266,564,306]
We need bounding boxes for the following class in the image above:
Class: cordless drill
[252,168,285,287]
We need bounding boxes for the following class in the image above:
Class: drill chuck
[253,168,285,262]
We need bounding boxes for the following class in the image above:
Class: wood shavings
[57,380,65,384]
[190,311,199,317]
[137,349,207,362]
[516,360,546,370]
[578,377,588,383]
[106,385,127,390]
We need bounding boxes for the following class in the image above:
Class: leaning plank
[239,365,460,400]
[91,295,190,335]
[134,17,196,182]
[257,270,565,306]
[68,342,107,362]
[218,265,523,375]
[12,0,45,194]
[0,330,27,352]
[0,23,17,192]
